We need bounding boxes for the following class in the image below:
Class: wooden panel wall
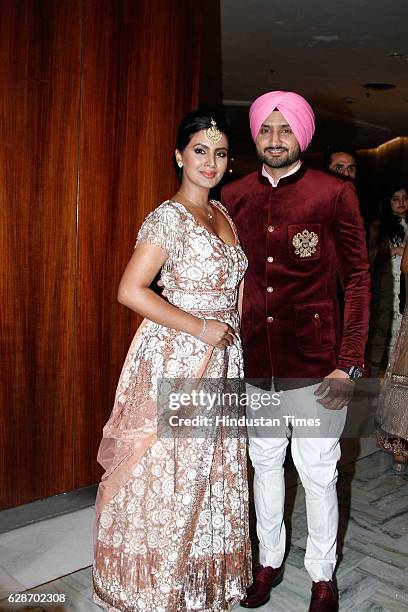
[199,0,223,108]
[358,137,408,187]
[74,0,203,487]
[0,0,206,509]
[0,0,82,507]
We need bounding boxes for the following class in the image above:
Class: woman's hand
[391,246,404,257]
[198,319,237,348]
[118,243,241,345]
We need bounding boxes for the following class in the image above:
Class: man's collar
[259,161,306,187]
[261,160,302,187]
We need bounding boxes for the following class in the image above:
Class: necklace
[179,193,213,219]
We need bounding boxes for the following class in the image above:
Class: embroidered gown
[93,200,251,611]
[367,219,407,376]
[376,277,408,459]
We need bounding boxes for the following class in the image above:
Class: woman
[366,186,408,377]
[92,111,251,611]
[376,239,408,472]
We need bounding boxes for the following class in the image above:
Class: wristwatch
[339,366,364,380]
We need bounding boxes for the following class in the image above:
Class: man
[222,91,370,612]
[325,144,376,243]
[325,145,357,181]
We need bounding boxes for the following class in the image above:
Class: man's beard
[258,146,301,169]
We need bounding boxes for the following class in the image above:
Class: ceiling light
[363,83,396,91]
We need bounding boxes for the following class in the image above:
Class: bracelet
[197,317,207,340]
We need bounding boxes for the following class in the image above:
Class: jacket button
[267,256,274,263]
[268,225,275,232]
[267,316,274,322]
[314,313,320,319]
[267,286,274,293]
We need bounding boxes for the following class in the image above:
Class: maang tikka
[206,118,222,144]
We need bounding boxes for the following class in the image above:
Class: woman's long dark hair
[378,185,408,246]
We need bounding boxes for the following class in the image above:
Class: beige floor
[1,440,408,611]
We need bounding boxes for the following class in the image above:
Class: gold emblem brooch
[292,229,319,258]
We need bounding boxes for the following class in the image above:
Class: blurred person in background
[324,144,376,237]
[324,145,357,181]
[376,239,408,472]
[366,185,408,378]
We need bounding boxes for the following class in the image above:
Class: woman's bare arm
[117,243,234,348]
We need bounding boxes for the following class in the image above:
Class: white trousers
[247,383,347,582]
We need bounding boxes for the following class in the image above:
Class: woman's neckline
[169,199,238,248]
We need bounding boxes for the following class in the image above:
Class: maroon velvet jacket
[221,165,371,381]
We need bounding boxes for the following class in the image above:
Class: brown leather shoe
[240,564,284,608]
[308,580,339,611]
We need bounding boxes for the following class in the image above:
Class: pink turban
[249,91,315,151]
